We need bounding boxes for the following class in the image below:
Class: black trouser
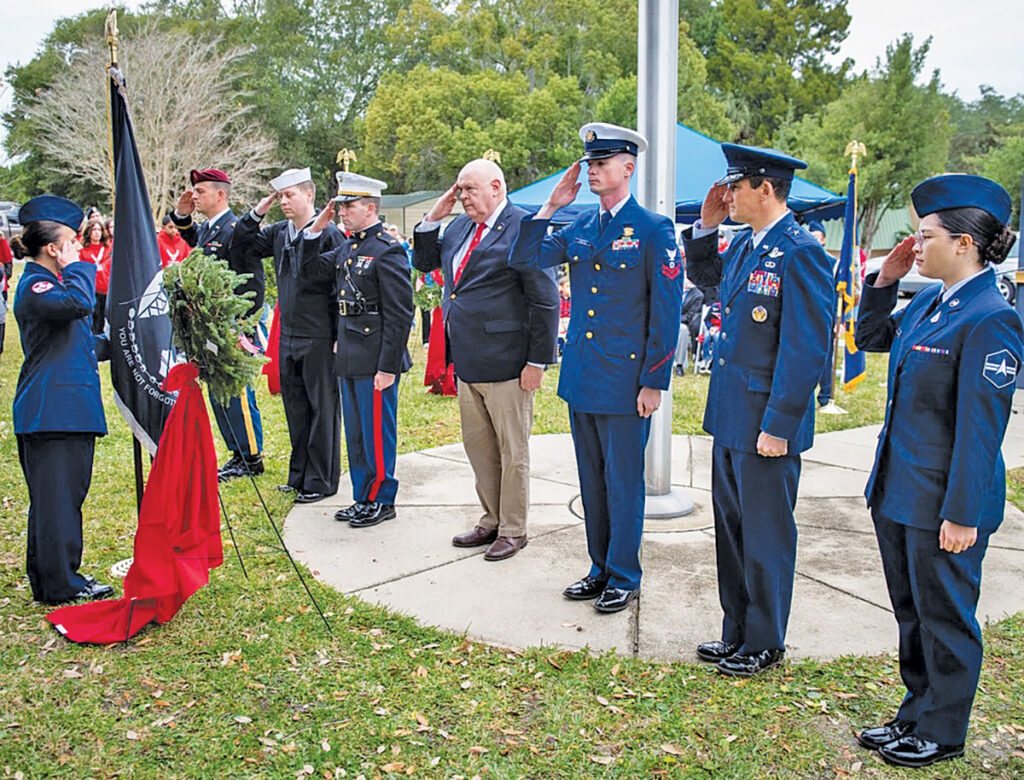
[280,334,341,494]
[92,293,106,335]
[17,433,96,603]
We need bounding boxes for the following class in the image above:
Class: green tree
[946,86,1024,172]
[707,0,852,143]
[781,35,951,253]
[970,128,1024,225]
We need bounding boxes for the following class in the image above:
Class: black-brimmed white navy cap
[579,123,648,162]
[717,143,808,185]
[334,172,387,203]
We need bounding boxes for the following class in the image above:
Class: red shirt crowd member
[156,215,190,268]
[79,219,111,333]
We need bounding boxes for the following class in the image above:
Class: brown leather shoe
[452,525,499,548]
[483,535,528,561]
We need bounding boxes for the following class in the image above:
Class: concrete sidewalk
[285,413,1024,662]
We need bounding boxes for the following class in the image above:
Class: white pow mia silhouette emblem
[983,349,1018,388]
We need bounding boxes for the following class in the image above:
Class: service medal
[752,306,768,323]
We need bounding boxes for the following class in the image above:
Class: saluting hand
[426,184,458,222]
[699,182,730,230]
[255,191,280,218]
[56,238,81,268]
[874,236,916,287]
[176,189,196,216]
[537,162,582,220]
[939,519,977,554]
[310,202,335,234]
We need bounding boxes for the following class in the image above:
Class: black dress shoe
[716,648,785,677]
[878,735,964,768]
[696,640,741,663]
[334,502,370,522]
[218,454,264,482]
[349,502,396,528]
[593,586,640,613]
[50,580,115,604]
[217,453,243,482]
[276,484,298,493]
[294,491,327,504]
[856,719,916,751]
[562,576,608,601]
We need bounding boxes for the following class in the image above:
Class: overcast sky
[2,0,1022,163]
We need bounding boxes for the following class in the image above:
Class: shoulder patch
[984,349,1018,388]
[31,280,55,294]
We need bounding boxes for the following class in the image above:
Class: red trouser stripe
[367,389,385,502]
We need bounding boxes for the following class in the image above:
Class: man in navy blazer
[681,144,834,676]
[413,158,558,561]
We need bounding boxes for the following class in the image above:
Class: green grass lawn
[0,269,1021,778]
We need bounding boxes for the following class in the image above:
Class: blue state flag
[837,170,866,390]
[106,65,176,453]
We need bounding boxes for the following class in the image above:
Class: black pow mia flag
[106,65,176,453]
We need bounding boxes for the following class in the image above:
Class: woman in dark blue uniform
[12,196,113,605]
[854,175,1022,768]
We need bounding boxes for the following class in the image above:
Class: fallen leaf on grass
[413,713,429,727]
[234,716,252,724]
[468,746,489,755]
[126,730,139,740]
[590,755,614,765]
[460,681,472,690]
[429,756,441,766]
[596,696,610,706]
[724,734,738,743]
[413,665,429,678]
[660,744,684,756]
[380,762,405,772]
[610,663,620,677]
[321,739,331,751]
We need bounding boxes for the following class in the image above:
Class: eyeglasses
[912,231,965,245]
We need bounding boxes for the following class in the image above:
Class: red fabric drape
[262,302,281,395]
[424,306,456,396]
[47,362,223,643]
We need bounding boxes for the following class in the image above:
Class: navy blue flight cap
[806,220,826,236]
[718,144,808,185]
[911,174,1013,226]
[579,123,648,162]
[18,195,85,232]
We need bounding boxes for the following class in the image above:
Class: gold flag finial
[336,148,357,172]
[844,140,867,173]
[104,10,119,67]
[482,148,501,164]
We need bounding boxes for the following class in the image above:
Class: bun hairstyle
[934,206,1017,266]
[9,220,67,260]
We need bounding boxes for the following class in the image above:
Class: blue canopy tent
[509,123,846,224]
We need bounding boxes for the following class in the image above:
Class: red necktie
[454,222,487,285]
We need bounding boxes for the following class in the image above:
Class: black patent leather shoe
[878,735,964,768]
[349,502,396,528]
[593,586,640,613]
[51,580,115,604]
[856,719,916,751]
[696,640,741,663]
[716,647,785,677]
[562,576,608,601]
[217,453,243,482]
[294,491,327,504]
[334,502,370,522]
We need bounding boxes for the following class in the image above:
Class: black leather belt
[338,300,380,316]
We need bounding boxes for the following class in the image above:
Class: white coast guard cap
[269,167,312,191]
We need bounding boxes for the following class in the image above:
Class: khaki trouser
[457,377,534,537]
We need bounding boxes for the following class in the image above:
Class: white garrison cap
[578,122,648,161]
[334,171,388,202]
[269,167,312,191]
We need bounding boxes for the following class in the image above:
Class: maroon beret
[189,168,231,185]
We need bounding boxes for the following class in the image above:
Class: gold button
[591,286,597,294]
[620,263,626,269]
[594,263,601,271]
[587,309,594,316]
[630,353,636,359]
[586,331,593,339]
[352,243,359,249]
[573,255,579,261]
[450,293,456,300]
[364,327,370,333]
[340,290,345,296]
[347,259,352,265]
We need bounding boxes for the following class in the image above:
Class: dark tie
[197,219,211,246]
[920,291,943,322]
[599,210,610,234]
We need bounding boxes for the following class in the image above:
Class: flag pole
[104,10,146,513]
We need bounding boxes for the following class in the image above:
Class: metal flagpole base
[644,487,695,519]
[818,401,847,415]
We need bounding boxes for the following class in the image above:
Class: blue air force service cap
[911,174,1013,226]
[579,123,648,162]
[334,171,387,203]
[18,195,84,231]
[717,144,808,185]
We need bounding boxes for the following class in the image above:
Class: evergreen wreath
[163,249,266,404]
